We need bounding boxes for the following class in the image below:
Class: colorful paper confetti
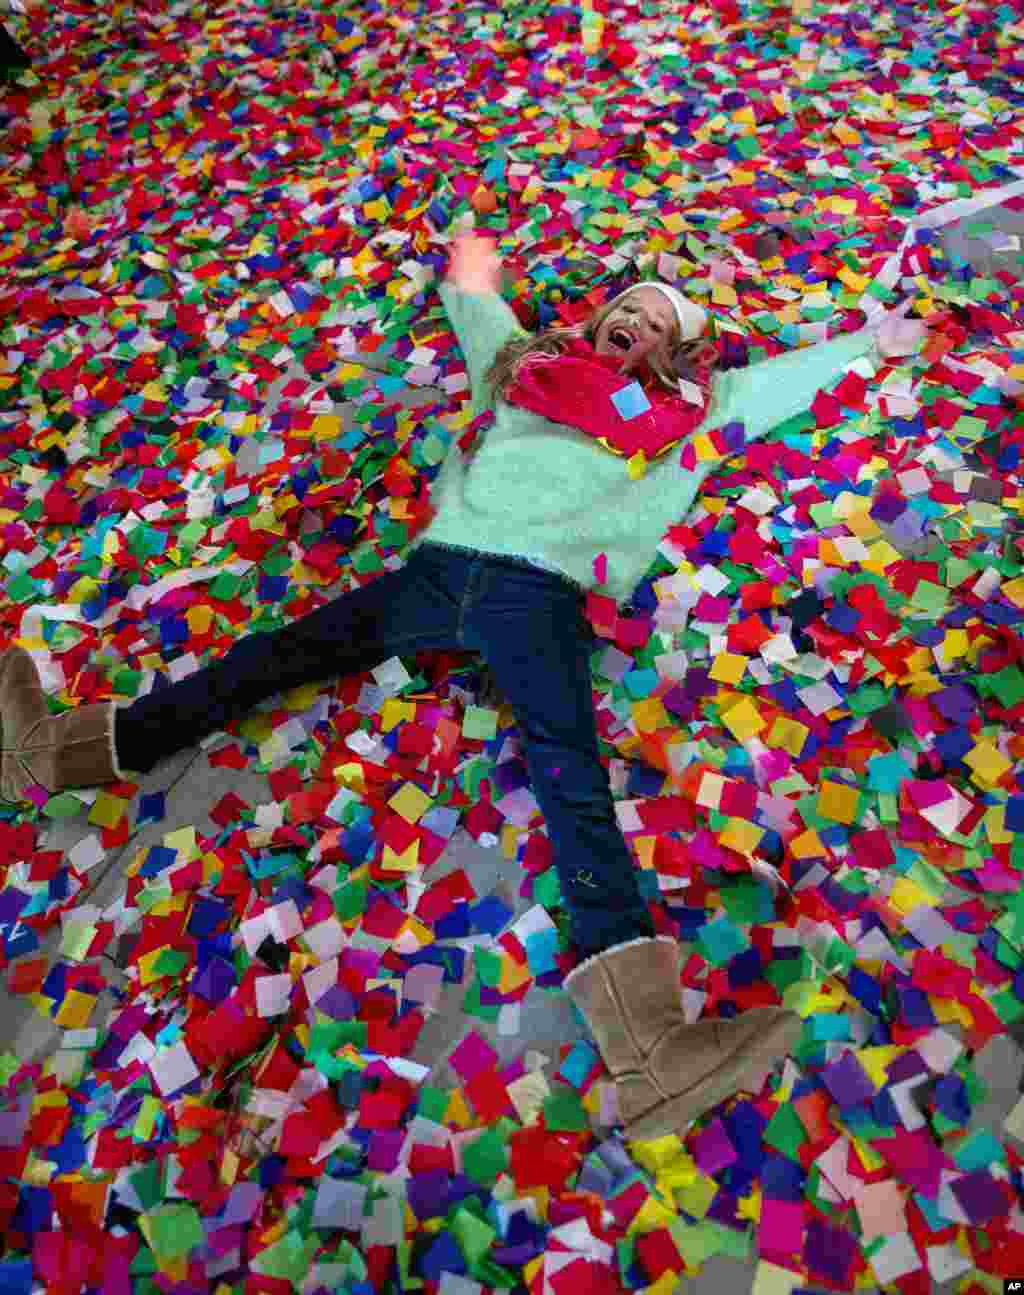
[2,0,1024,1291]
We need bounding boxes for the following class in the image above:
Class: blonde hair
[483,291,719,409]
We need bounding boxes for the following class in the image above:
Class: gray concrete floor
[4,148,1024,1293]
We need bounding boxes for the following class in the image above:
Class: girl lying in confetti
[0,233,929,1141]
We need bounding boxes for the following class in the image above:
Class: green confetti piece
[128,1246,157,1277]
[462,704,498,740]
[695,914,750,966]
[40,792,91,819]
[472,946,504,989]
[672,1219,720,1267]
[719,878,769,925]
[461,1126,508,1186]
[5,570,39,603]
[908,579,949,615]
[984,665,1024,708]
[142,1201,204,1263]
[151,949,190,979]
[128,1158,165,1212]
[952,1128,1006,1173]
[417,1086,450,1122]
[763,1099,808,1157]
[251,1230,321,1282]
[533,867,562,911]
[333,878,367,922]
[461,976,500,1023]
[450,1204,497,1268]
[542,1086,588,1132]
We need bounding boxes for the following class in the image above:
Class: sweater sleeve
[437,281,531,420]
[713,329,882,445]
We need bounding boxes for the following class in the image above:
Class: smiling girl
[0,231,928,1141]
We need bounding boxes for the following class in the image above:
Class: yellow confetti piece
[848,1135,884,1174]
[692,432,723,463]
[766,716,809,756]
[396,917,433,951]
[627,1192,678,1234]
[55,990,95,1030]
[710,280,738,307]
[932,998,964,1026]
[984,804,1012,845]
[709,652,748,686]
[646,1271,683,1295]
[719,817,765,856]
[149,893,188,918]
[23,1154,56,1186]
[185,605,214,636]
[737,1184,762,1222]
[523,1257,544,1288]
[498,957,532,995]
[837,265,871,292]
[720,696,765,740]
[387,781,433,824]
[444,1088,473,1128]
[889,878,931,915]
[941,629,968,659]
[964,740,1011,787]
[857,1046,903,1090]
[67,576,100,605]
[627,449,648,480]
[381,841,419,872]
[861,539,901,572]
[333,763,367,793]
[87,790,130,829]
[632,696,669,734]
[631,1135,688,1174]
[133,1094,163,1141]
[816,779,860,826]
[675,1172,718,1220]
[789,828,827,859]
[31,1091,68,1118]
[137,949,171,987]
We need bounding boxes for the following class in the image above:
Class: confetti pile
[2,0,1024,1291]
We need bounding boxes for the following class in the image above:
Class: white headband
[612,281,709,343]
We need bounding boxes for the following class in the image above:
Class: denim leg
[461,556,657,957]
[114,546,471,774]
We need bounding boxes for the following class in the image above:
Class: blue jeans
[114,541,657,956]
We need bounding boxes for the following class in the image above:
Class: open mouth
[607,326,635,352]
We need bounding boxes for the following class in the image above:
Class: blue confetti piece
[610,381,651,421]
[557,1038,599,1089]
[1005,795,1024,833]
[0,1258,33,1295]
[524,927,558,976]
[136,791,166,827]
[469,894,513,937]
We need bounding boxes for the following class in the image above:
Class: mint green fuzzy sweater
[411,283,882,607]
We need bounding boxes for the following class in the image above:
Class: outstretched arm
[438,234,528,418]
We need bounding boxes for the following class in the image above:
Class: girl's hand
[445,233,503,294]
[875,298,930,358]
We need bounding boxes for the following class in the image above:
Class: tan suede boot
[0,646,126,802]
[564,935,802,1140]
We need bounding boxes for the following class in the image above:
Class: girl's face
[592,287,678,376]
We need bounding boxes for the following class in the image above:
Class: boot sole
[622,1011,803,1141]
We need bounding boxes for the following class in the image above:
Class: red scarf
[502,336,712,472]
